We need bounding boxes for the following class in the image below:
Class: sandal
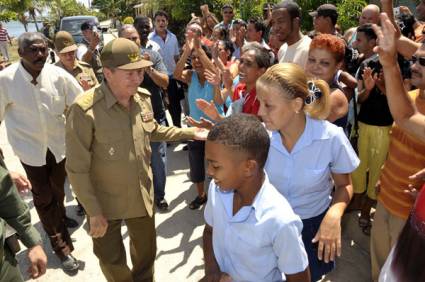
[189,195,207,210]
[362,224,372,236]
[358,217,370,228]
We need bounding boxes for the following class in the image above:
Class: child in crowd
[202,114,310,282]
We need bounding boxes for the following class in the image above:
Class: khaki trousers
[352,122,391,200]
[92,215,156,282]
[370,201,406,282]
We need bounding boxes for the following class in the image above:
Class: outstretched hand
[196,99,221,121]
[186,116,215,130]
[372,13,398,67]
[193,127,209,140]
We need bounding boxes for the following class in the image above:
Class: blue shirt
[188,72,223,121]
[148,30,179,75]
[204,174,308,282]
[265,116,360,219]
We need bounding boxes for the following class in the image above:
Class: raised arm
[173,43,192,85]
[374,13,425,142]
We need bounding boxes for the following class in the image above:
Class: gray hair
[118,24,136,38]
[18,32,47,50]
[241,42,271,69]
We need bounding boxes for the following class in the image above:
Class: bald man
[345,4,380,46]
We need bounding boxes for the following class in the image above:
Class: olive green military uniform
[65,38,196,282]
[55,60,98,88]
[0,153,42,282]
[54,31,98,89]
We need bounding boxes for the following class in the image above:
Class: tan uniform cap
[100,38,152,70]
[54,31,78,54]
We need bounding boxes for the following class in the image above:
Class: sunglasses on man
[411,55,425,67]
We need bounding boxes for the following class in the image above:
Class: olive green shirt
[0,154,42,264]
[65,82,196,219]
[55,60,98,89]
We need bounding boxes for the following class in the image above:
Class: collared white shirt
[0,62,83,166]
[148,30,179,75]
[204,174,308,282]
[265,116,359,219]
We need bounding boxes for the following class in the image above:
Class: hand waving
[372,13,398,67]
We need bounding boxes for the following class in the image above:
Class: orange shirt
[378,90,425,219]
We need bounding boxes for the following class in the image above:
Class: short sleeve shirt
[204,174,308,281]
[265,116,360,219]
[148,30,179,75]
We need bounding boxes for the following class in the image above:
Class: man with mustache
[0,32,83,273]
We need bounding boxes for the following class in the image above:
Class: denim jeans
[150,119,167,201]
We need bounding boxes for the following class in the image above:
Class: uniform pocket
[94,129,126,161]
[142,121,155,133]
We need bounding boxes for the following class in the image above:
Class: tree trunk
[19,14,29,32]
[33,15,39,31]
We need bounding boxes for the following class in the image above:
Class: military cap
[101,38,153,70]
[54,31,77,53]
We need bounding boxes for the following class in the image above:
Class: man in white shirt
[148,10,183,127]
[272,1,311,68]
[0,32,83,273]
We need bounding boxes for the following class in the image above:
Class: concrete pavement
[1,119,371,282]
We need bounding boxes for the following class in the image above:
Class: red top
[232,83,260,115]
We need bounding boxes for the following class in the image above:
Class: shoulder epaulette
[77,60,91,68]
[75,85,104,111]
[137,87,151,97]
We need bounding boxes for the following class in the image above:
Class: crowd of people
[1,0,425,281]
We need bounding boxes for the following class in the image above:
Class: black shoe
[182,145,189,151]
[64,216,79,228]
[76,204,86,216]
[156,198,169,211]
[61,254,80,273]
[189,195,207,210]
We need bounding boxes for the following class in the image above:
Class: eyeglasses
[411,55,425,67]
[27,46,47,54]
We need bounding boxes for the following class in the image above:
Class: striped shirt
[0,28,9,42]
[378,90,425,220]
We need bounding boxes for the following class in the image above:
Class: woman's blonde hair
[257,63,331,120]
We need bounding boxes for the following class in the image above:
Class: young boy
[202,114,310,282]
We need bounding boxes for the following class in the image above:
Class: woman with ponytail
[257,63,360,281]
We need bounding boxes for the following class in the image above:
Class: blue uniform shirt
[204,174,308,282]
[265,116,360,219]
